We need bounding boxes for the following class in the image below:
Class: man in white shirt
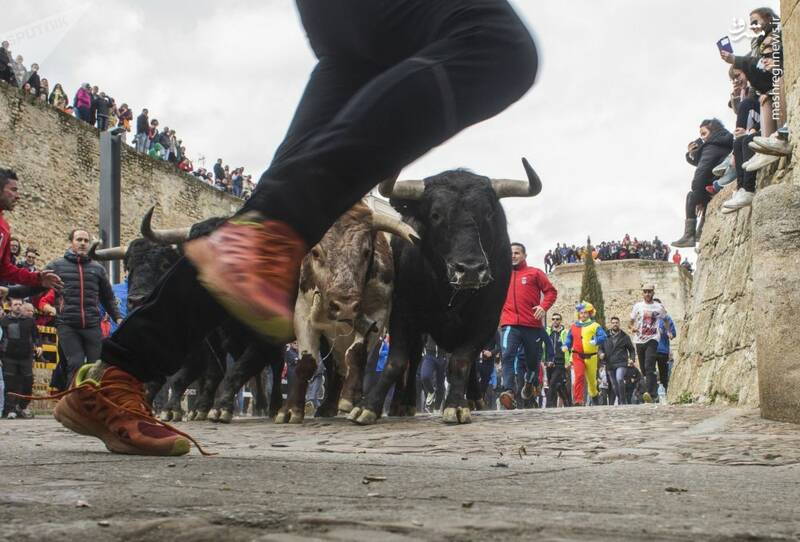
[629,284,668,403]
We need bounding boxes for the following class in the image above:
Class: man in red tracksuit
[0,169,63,291]
[498,242,557,409]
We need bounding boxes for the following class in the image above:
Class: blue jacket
[657,315,676,354]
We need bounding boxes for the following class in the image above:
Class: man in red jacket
[498,242,557,409]
[0,169,63,291]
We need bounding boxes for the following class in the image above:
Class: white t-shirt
[630,301,667,344]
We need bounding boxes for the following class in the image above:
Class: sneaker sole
[185,240,295,343]
[54,397,190,456]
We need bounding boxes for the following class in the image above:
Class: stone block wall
[0,81,241,265]
[548,259,692,337]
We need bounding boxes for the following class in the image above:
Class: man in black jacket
[673,118,733,247]
[45,229,122,386]
[1,297,42,418]
[135,108,149,153]
[95,92,111,131]
[599,316,636,405]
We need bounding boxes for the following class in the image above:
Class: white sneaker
[724,190,754,211]
[750,136,792,157]
[743,152,780,172]
[722,188,745,208]
[712,154,732,176]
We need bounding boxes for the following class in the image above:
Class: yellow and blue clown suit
[563,302,607,405]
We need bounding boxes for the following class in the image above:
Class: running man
[48,1,540,455]
[629,284,668,403]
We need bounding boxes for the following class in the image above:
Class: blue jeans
[500,326,551,393]
[420,354,447,410]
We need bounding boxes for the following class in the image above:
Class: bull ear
[491,157,542,198]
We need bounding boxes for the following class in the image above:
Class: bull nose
[448,260,492,287]
[328,299,360,321]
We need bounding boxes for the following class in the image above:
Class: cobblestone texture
[2,405,800,541]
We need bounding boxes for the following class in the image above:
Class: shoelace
[10,386,215,456]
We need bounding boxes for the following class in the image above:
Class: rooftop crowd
[544,235,693,273]
[0,40,255,200]
[673,6,790,247]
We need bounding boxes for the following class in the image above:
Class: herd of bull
[92,159,542,426]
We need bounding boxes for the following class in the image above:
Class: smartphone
[716,36,734,54]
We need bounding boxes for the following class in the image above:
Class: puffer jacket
[685,128,734,193]
[45,250,121,328]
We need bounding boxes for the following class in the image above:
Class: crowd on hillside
[0,40,255,200]
[544,235,693,274]
[673,6,791,248]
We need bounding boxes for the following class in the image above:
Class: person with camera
[672,118,733,247]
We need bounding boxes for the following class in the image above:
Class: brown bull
[275,201,416,424]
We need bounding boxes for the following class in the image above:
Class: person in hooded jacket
[673,118,733,247]
[44,229,122,386]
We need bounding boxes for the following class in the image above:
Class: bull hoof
[337,398,354,414]
[218,409,233,424]
[346,406,363,423]
[288,408,305,424]
[274,409,289,424]
[193,410,208,422]
[185,410,196,421]
[467,399,487,411]
[159,410,172,422]
[207,408,221,422]
[355,409,378,426]
[442,406,471,424]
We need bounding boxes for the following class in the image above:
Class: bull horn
[378,172,425,200]
[90,242,127,261]
[141,206,191,244]
[491,157,543,198]
[372,213,420,244]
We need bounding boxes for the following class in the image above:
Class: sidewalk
[1,405,798,541]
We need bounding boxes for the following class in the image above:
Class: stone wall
[0,81,241,265]
[548,259,692,335]
[668,0,800,418]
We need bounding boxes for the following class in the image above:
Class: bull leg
[212,342,268,423]
[316,352,342,418]
[252,371,269,417]
[276,351,317,424]
[144,377,166,407]
[162,362,205,422]
[442,348,480,424]
[338,337,367,413]
[268,357,284,418]
[466,359,486,411]
[350,324,420,426]
[199,334,227,421]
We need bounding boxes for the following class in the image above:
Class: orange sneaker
[184,212,307,342]
[52,364,209,456]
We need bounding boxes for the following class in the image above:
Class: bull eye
[311,248,322,260]
[431,211,441,222]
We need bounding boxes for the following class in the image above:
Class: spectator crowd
[673,6,790,247]
[543,235,693,273]
[0,40,255,200]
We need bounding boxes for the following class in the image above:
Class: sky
[2,0,780,267]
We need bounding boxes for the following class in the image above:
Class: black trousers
[546,365,571,407]
[58,325,103,385]
[635,340,659,398]
[102,0,538,382]
[655,352,670,391]
[2,356,33,413]
[733,133,758,193]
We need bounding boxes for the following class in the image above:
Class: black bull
[349,158,541,425]
[93,213,285,422]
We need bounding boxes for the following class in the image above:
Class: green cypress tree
[580,236,606,327]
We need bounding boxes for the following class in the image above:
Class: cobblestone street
[2,405,800,541]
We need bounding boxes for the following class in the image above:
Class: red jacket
[500,260,557,328]
[0,211,41,286]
